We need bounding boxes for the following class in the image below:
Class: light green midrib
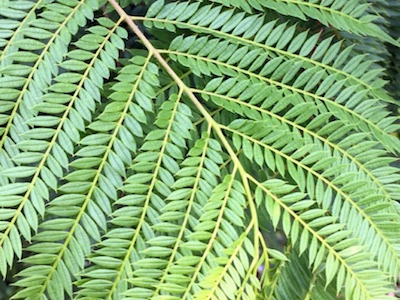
[160,49,392,147]
[0,0,42,64]
[249,175,376,300]
[152,123,211,297]
[0,2,77,150]
[0,0,86,251]
[182,168,238,299]
[133,16,382,99]
[88,69,194,297]
[33,17,125,297]
[223,125,400,274]
[210,223,255,300]
[106,70,179,299]
[191,88,395,209]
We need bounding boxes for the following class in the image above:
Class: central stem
[107,0,261,293]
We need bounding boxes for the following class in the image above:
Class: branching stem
[108,0,260,293]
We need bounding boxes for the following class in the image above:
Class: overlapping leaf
[0,0,100,277]
[4,12,128,299]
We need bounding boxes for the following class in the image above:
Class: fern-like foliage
[0,0,399,299]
